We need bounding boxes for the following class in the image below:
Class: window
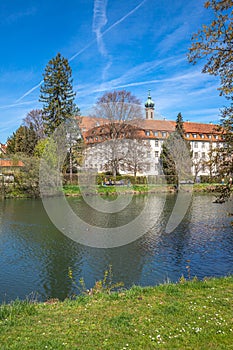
[162,131,167,137]
[208,135,212,139]
[214,135,219,140]
[202,142,205,148]
[202,152,205,159]
[147,151,151,158]
[146,164,150,171]
[153,131,158,137]
[155,140,159,147]
[186,133,190,138]
[155,151,159,157]
[194,141,198,148]
[200,134,204,139]
[194,152,198,159]
[193,134,197,138]
[145,130,150,136]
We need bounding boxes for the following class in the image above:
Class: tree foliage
[188,0,233,98]
[175,112,185,137]
[40,53,79,136]
[6,125,38,156]
[160,113,193,184]
[188,0,233,183]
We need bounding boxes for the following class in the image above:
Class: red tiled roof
[0,159,24,167]
[77,116,109,132]
[78,116,222,143]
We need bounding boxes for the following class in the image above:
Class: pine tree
[175,112,185,137]
[160,113,193,185]
[40,53,79,136]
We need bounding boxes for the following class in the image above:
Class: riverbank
[63,183,226,197]
[1,182,230,199]
[1,276,232,349]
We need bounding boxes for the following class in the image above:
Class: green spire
[145,90,155,108]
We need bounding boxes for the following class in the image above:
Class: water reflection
[0,194,232,303]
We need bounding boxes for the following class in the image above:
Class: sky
[0,0,228,143]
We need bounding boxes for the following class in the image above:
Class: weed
[68,265,124,296]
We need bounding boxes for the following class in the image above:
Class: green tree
[6,125,38,156]
[188,0,233,183]
[160,114,193,185]
[175,112,185,137]
[160,134,178,185]
[40,53,79,136]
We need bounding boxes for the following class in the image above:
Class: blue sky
[0,0,227,143]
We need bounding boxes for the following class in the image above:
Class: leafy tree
[6,125,38,156]
[188,0,233,185]
[188,0,233,98]
[40,52,80,136]
[13,155,40,198]
[23,109,45,139]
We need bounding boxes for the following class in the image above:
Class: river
[0,194,232,303]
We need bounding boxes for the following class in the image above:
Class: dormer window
[161,131,167,137]
[186,133,190,138]
[153,131,158,136]
[145,130,150,136]
[193,134,197,138]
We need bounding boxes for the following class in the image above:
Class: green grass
[1,276,233,349]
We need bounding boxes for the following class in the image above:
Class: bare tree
[91,90,143,176]
[192,158,205,182]
[23,109,45,139]
[125,139,152,179]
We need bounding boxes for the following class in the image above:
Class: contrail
[16,80,43,103]
[70,0,147,62]
[92,0,112,80]
[92,0,108,56]
[0,99,38,109]
[15,0,147,102]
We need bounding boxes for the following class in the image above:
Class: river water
[0,194,232,303]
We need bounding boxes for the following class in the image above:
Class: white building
[79,92,222,179]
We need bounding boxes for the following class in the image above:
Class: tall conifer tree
[40,53,79,136]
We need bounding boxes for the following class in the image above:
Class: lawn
[0,276,233,349]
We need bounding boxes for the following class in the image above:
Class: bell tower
[145,90,155,119]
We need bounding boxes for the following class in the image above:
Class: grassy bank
[1,276,233,349]
[62,183,225,197]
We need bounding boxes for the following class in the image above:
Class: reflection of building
[78,92,223,178]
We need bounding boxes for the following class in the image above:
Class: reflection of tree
[0,199,83,301]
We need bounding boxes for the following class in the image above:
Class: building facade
[78,92,222,179]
